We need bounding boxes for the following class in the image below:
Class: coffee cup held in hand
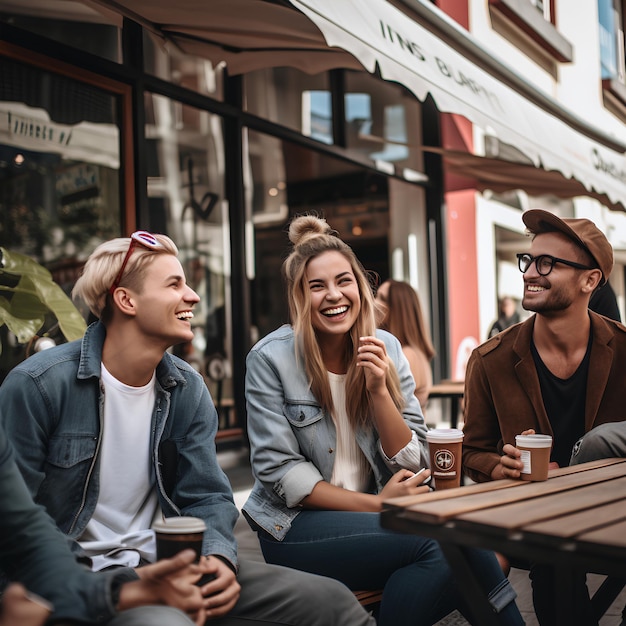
[515,434,552,481]
[152,516,206,561]
[426,428,464,490]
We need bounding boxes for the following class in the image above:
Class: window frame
[488,0,573,62]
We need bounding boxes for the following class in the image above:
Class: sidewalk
[219,446,626,625]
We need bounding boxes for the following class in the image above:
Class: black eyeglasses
[516,253,595,277]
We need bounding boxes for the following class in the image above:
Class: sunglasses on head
[109,231,163,295]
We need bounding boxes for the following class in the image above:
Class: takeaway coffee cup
[426,428,464,490]
[152,516,206,561]
[515,434,552,481]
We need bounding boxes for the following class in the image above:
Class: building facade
[2,0,626,437]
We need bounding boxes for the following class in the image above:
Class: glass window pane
[344,71,423,174]
[0,8,121,62]
[245,129,390,341]
[244,67,333,143]
[145,93,233,428]
[0,57,121,377]
[143,31,224,100]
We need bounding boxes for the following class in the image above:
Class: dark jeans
[256,510,523,626]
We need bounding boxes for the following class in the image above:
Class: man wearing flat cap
[462,208,626,625]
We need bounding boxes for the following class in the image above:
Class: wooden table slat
[394,460,626,524]
[524,499,626,539]
[578,518,626,548]
[456,475,626,531]
[384,458,623,512]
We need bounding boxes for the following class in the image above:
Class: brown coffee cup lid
[152,516,206,534]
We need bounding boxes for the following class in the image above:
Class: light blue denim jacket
[0,322,240,568]
[242,325,429,540]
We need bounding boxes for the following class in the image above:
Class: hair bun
[288,215,334,247]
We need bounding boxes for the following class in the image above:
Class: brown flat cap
[522,209,613,283]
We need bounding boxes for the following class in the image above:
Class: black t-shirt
[531,333,592,467]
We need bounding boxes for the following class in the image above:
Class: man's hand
[121,549,206,624]
[196,556,241,620]
[0,584,51,626]
[491,429,535,480]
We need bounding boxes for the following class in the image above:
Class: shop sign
[8,112,73,147]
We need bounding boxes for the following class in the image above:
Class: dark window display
[145,92,233,430]
[0,57,122,379]
[0,8,121,62]
[246,129,389,342]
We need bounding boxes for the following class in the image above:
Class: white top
[328,372,371,492]
[79,363,159,570]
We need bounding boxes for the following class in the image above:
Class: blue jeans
[256,510,522,626]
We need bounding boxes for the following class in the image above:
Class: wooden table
[428,380,464,428]
[381,458,626,625]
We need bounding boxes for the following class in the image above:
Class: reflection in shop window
[302,90,332,144]
[144,93,235,430]
[344,71,420,170]
[244,67,333,143]
[0,57,121,377]
[143,30,224,100]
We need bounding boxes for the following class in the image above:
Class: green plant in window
[0,247,86,355]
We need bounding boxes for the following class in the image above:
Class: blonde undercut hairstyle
[283,215,404,429]
[72,233,178,324]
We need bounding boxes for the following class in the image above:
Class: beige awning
[46,0,626,210]
[287,0,626,211]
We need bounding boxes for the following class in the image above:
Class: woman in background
[376,280,435,409]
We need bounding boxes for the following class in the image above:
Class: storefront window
[144,31,224,100]
[344,71,423,174]
[244,68,333,143]
[0,56,122,377]
[144,92,232,428]
[246,129,389,341]
[0,8,121,62]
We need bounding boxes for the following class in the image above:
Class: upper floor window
[599,0,625,82]
[529,0,551,21]
[598,0,626,117]
[488,0,573,63]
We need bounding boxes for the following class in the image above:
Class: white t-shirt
[328,372,371,492]
[79,363,159,570]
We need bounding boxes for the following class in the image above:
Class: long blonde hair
[283,215,404,429]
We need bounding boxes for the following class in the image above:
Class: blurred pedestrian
[487,296,520,338]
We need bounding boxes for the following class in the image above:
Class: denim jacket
[242,325,428,540]
[0,322,239,568]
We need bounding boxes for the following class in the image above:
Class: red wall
[437,1,480,380]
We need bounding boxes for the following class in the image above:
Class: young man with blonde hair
[0,231,375,626]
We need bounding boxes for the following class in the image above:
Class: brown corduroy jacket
[462,311,626,483]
